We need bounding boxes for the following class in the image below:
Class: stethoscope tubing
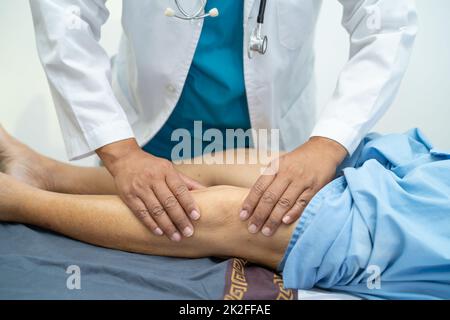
[174,0,206,19]
[166,0,268,57]
[257,0,267,24]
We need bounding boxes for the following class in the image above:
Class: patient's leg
[0,125,278,193]
[0,173,293,270]
[0,126,116,194]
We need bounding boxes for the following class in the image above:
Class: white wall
[0,0,123,166]
[0,0,449,167]
[315,0,450,150]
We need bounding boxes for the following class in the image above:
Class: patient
[0,126,295,270]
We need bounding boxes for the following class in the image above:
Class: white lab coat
[30,0,418,160]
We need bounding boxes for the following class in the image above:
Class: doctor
[30,0,417,241]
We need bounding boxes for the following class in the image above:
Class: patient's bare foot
[0,125,55,191]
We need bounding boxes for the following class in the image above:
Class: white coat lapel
[244,0,257,21]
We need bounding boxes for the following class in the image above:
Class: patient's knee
[189,185,292,269]
[189,186,248,253]
[193,186,247,227]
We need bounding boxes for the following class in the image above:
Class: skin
[0,126,295,269]
[97,139,204,241]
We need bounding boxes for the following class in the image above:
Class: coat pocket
[276,0,315,50]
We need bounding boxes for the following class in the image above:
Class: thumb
[180,174,206,190]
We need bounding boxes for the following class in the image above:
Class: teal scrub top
[143,0,251,160]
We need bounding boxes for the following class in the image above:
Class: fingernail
[154,228,163,236]
[190,210,201,220]
[183,226,194,237]
[262,227,272,237]
[240,210,249,220]
[248,224,258,234]
[171,232,182,242]
[282,216,291,224]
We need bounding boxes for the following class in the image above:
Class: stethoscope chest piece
[248,0,268,59]
[248,23,268,59]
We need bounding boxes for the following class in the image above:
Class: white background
[1,0,449,166]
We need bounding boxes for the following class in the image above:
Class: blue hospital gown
[280,129,450,300]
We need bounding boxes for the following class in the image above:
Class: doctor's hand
[97,139,204,241]
[240,137,348,237]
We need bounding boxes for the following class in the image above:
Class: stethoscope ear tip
[208,8,219,18]
[164,7,175,17]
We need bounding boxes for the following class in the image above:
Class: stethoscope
[165,0,268,59]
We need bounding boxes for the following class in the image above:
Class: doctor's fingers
[153,183,195,239]
[124,194,163,236]
[282,188,315,225]
[137,188,183,242]
[179,173,206,191]
[260,183,304,237]
[240,173,276,221]
[166,172,201,220]
[246,177,290,234]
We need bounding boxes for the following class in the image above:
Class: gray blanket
[0,223,227,299]
[0,223,296,300]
